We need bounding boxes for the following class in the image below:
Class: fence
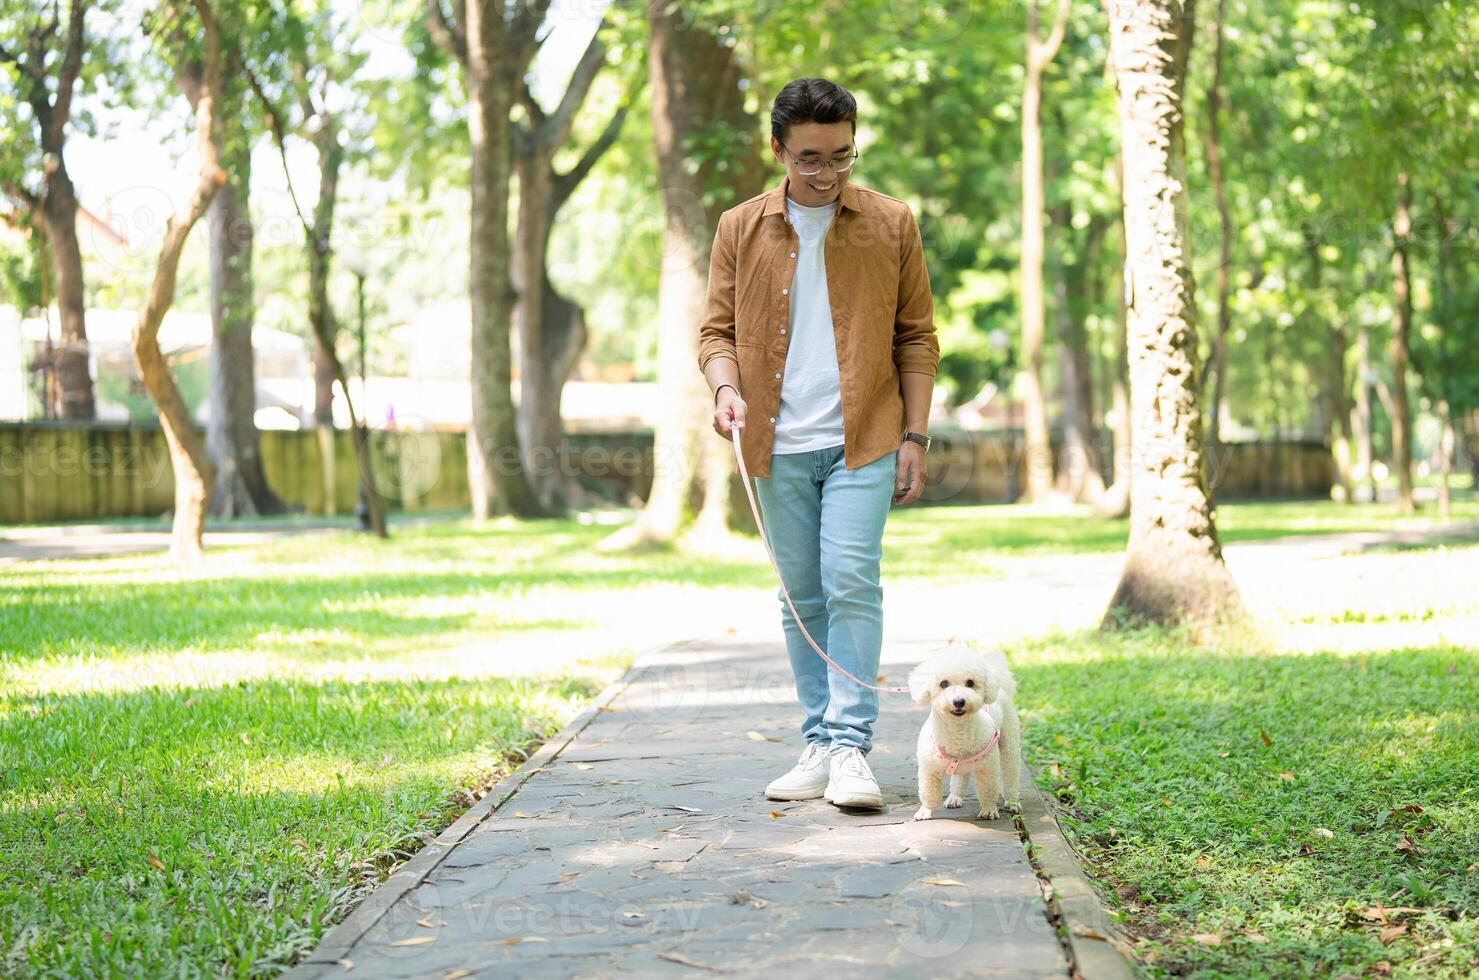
[0,421,1332,525]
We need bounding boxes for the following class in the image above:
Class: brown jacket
[697,174,940,478]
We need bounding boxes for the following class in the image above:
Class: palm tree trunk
[1102,0,1244,629]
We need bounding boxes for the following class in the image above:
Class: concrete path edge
[289,632,711,971]
[1019,763,1137,980]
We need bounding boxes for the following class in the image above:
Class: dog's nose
[952,697,966,709]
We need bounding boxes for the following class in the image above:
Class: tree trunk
[1018,0,1070,503]
[1308,233,1355,503]
[1436,402,1453,520]
[610,0,764,550]
[1201,0,1231,456]
[1353,318,1376,502]
[40,159,95,419]
[1102,0,1244,630]
[1097,147,1131,520]
[204,110,285,517]
[1388,171,1416,514]
[15,0,97,419]
[133,1,226,563]
[1052,204,1107,504]
[511,36,630,518]
[462,1,541,521]
[308,114,342,431]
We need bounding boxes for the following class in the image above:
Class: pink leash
[729,420,911,694]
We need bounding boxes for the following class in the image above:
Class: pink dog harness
[938,727,1001,776]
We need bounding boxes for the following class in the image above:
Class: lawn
[1003,558,1478,978]
[1,498,1475,975]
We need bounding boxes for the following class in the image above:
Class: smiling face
[771,120,855,207]
[908,656,999,718]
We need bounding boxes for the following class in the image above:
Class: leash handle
[730,420,911,695]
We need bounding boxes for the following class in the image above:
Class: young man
[697,77,940,810]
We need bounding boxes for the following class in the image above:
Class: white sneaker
[824,746,885,809]
[765,741,831,801]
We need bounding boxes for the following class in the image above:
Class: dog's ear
[977,672,1000,704]
[906,665,936,705]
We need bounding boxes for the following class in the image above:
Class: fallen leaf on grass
[291,838,309,849]
[239,732,251,745]
[746,731,778,742]
[389,936,437,947]
[1311,827,1334,839]
[1394,833,1424,855]
[925,878,968,887]
[146,852,165,871]
[1378,924,1407,945]
[1194,857,1211,867]
[1258,730,1274,748]
[1373,962,1392,975]
[1243,932,1268,943]
[1191,933,1222,946]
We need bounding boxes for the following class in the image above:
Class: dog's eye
[965,679,975,688]
[938,679,949,689]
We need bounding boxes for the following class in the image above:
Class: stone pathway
[286,627,1069,978]
[282,518,1479,978]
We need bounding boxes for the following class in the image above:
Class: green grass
[1008,624,1478,978]
[0,516,779,976]
[2,499,1476,975]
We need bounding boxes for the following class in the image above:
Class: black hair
[770,77,857,145]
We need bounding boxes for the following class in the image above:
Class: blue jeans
[754,444,897,755]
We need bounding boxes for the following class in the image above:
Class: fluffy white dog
[907,642,1021,821]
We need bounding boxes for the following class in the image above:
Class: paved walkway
[287,625,1070,978]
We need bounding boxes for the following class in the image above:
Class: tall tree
[425,0,544,520]
[1018,0,1070,502]
[199,16,284,517]
[1102,0,1244,629]
[0,0,97,418]
[513,21,632,515]
[132,0,226,561]
[602,0,764,550]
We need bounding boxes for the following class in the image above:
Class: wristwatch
[902,431,931,451]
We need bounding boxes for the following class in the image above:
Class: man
[697,77,940,810]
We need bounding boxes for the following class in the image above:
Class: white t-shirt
[772,197,845,454]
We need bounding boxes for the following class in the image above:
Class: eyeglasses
[779,141,859,177]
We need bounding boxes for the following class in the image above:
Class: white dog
[907,642,1021,821]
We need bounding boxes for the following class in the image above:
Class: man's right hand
[713,386,747,441]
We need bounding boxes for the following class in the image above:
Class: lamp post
[338,249,385,536]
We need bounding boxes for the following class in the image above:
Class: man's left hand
[894,442,926,506]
